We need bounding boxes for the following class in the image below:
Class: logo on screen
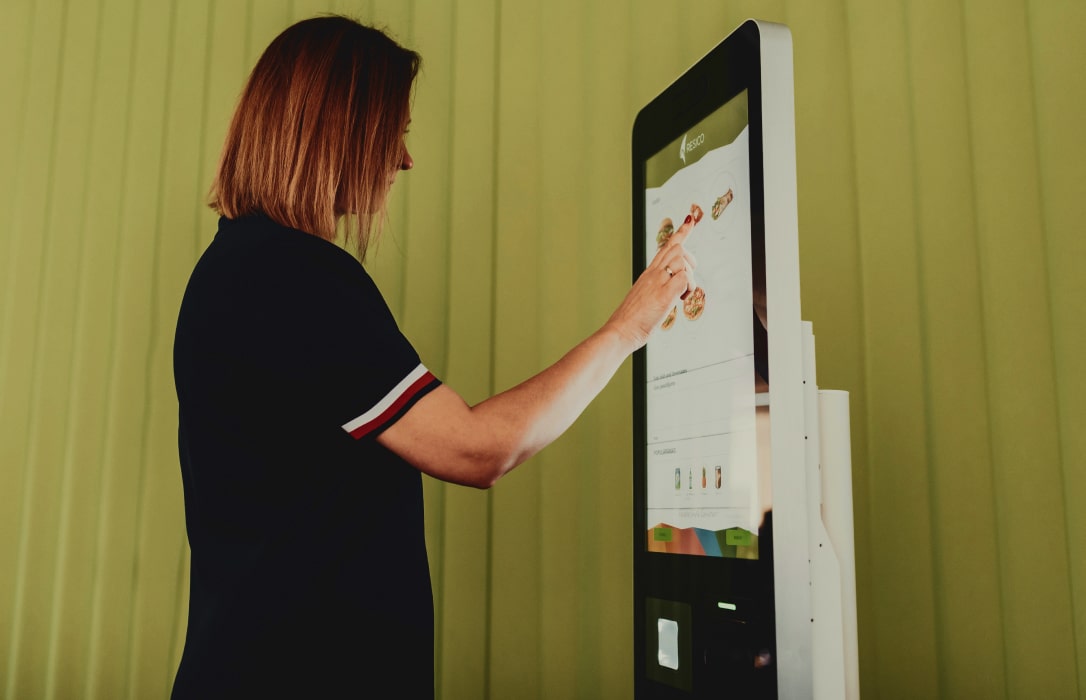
[679,132,705,165]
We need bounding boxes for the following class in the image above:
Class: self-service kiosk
[632,19,859,699]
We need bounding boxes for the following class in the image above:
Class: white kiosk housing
[631,19,858,699]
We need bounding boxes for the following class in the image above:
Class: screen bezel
[632,19,780,697]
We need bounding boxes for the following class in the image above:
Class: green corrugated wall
[1,0,1083,698]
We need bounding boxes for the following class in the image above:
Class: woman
[172,15,694,698]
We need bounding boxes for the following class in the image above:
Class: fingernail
[684,214,692,225]
[680,290,690,300]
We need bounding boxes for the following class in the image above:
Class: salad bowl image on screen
[632,18,809,699]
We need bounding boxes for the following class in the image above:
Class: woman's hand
[605,215,697,352]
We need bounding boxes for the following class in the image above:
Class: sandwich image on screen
[643,91,771,559]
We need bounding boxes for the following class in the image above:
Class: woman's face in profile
[391,147,412,184]
[390,118,413,185]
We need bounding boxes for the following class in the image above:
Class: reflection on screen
[644,91,771,559]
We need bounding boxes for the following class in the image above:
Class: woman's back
[172,214,436,698]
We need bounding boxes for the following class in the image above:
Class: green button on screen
[725,529,752,546]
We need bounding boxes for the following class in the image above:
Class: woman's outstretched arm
[377,218,697,488]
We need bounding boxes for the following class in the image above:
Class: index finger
[667,215,695,248]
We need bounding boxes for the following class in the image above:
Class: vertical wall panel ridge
[122,0,177,688]
[955,0,1018,693]
[488,0,545,696]
[961,0,1076,695]
[536,0,586,695]
[80,0,142,696]
[82,0,172,694]
[844,0,940,695]
[901,5,950,693]
[905,1,1008,696]
[438,1,499,697]
[4,1,74,696]
[0,0,36,387]
[573,0,603,693]
[1025,0,1086,694]
[0,0,39,690]
[129,0,219,695]
[583,0,633,695]
[40,1,109,697]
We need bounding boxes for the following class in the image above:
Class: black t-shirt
[171,214,440,698]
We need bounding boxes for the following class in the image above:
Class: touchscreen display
[643,91,771,559]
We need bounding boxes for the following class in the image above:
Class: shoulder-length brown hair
[209,15,420,260]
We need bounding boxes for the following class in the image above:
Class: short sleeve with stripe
[341,363,438,439]
[273,222,441,442]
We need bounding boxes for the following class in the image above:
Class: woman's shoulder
[199,215,372,292]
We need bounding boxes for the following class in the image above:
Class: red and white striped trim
[341,364,436,439]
